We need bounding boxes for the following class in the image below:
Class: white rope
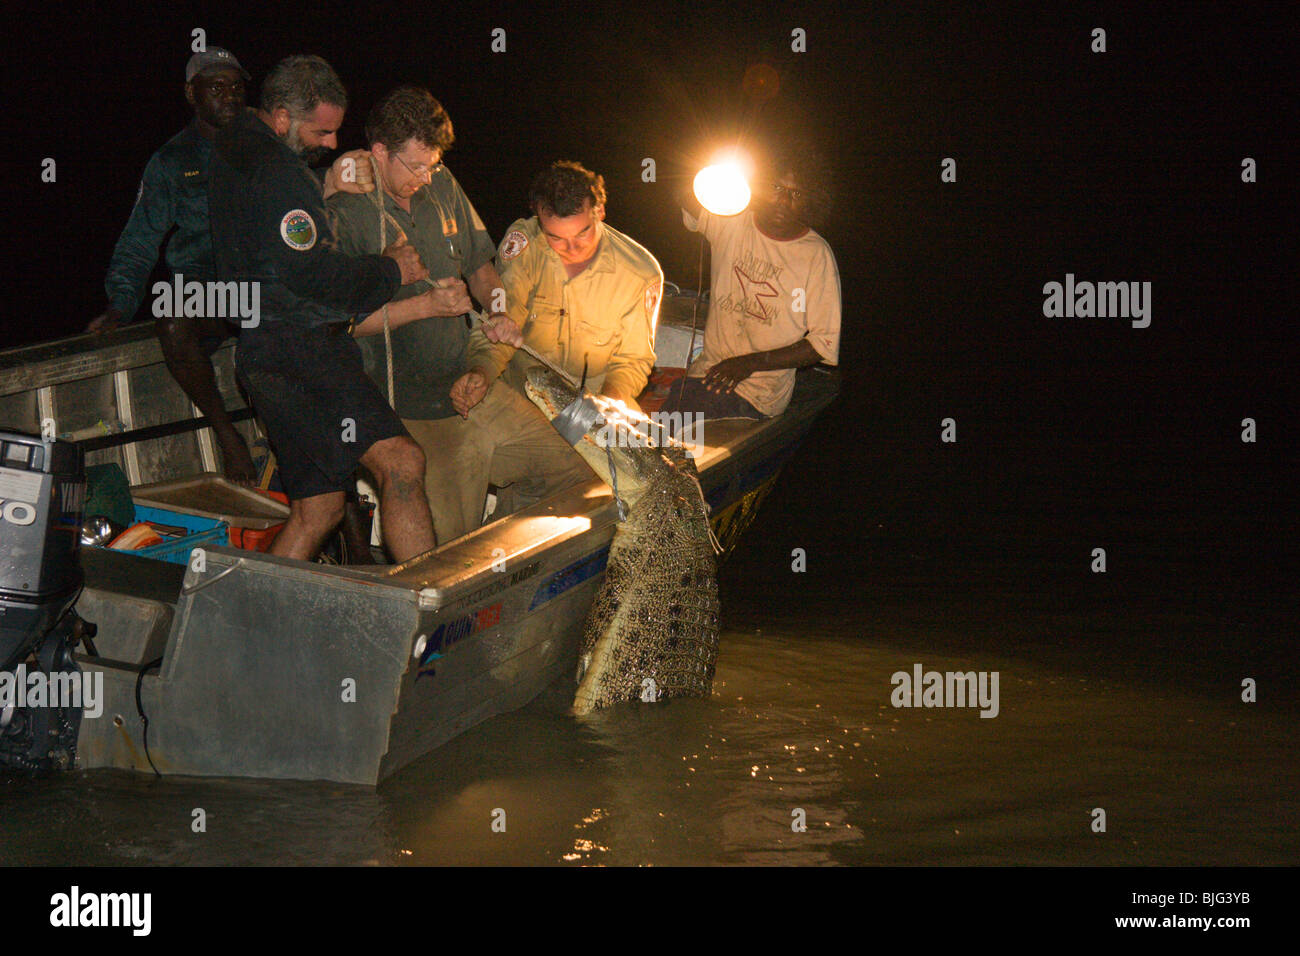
[370,155,399,410]
[684,469,724,554]
[604,443,627,522]
[382,304,394,409]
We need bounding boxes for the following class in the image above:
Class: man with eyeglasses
[88,47,263,481]
[463,161,664,412]
[664,140,841,423]
[329,86,587,543]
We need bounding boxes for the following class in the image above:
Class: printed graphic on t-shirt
[718,250,782,325]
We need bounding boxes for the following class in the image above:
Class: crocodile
[524,368,720,715]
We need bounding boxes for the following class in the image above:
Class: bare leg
[157,314,257,483]
[270,492,345,561]
[359,435,437,562]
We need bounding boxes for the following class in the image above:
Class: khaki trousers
[402,382,594,544]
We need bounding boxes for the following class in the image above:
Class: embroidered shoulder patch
[280,209,317,251]
[500,229,528,260]
[645,284,660,317]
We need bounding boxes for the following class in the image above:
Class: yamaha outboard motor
[0,430,92,771]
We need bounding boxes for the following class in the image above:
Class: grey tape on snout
[553,394,604,446]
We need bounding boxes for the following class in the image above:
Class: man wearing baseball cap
[89,46,261,482]
[185,47,251,84]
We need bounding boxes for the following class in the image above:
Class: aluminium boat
[0,293,838,784]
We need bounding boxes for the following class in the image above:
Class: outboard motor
[0,430,93,771]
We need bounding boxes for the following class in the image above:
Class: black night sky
[4,2,1294,681]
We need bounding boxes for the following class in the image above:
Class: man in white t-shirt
[664,143,840,421]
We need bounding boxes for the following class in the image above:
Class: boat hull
[2,323,838,784]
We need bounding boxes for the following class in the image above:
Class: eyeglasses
[770,182,806,202]
[394,152,444,181]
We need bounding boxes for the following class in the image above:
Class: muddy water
[2,611,1293,866]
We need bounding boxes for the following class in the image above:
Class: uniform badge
[645,284,660,318]
[280,209,317,251]
[500,229,528,260]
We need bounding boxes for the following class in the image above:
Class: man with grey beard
[207,55,437,563]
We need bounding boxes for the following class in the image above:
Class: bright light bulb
[693,162,751,216]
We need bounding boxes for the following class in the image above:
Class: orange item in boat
[108,522,164,550]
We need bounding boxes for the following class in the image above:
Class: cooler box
[132,474,290,554]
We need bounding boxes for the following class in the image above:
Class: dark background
[3,1,1294,685]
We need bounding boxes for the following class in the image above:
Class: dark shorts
[235,323,407,499]
[659,376,766,430]
[153,313,239,357]
[197,320,238,358]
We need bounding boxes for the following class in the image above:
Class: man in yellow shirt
[456,161,664,414]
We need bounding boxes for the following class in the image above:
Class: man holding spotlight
[666,141,841,423]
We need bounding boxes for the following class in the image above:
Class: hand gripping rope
[367,158,570,407]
